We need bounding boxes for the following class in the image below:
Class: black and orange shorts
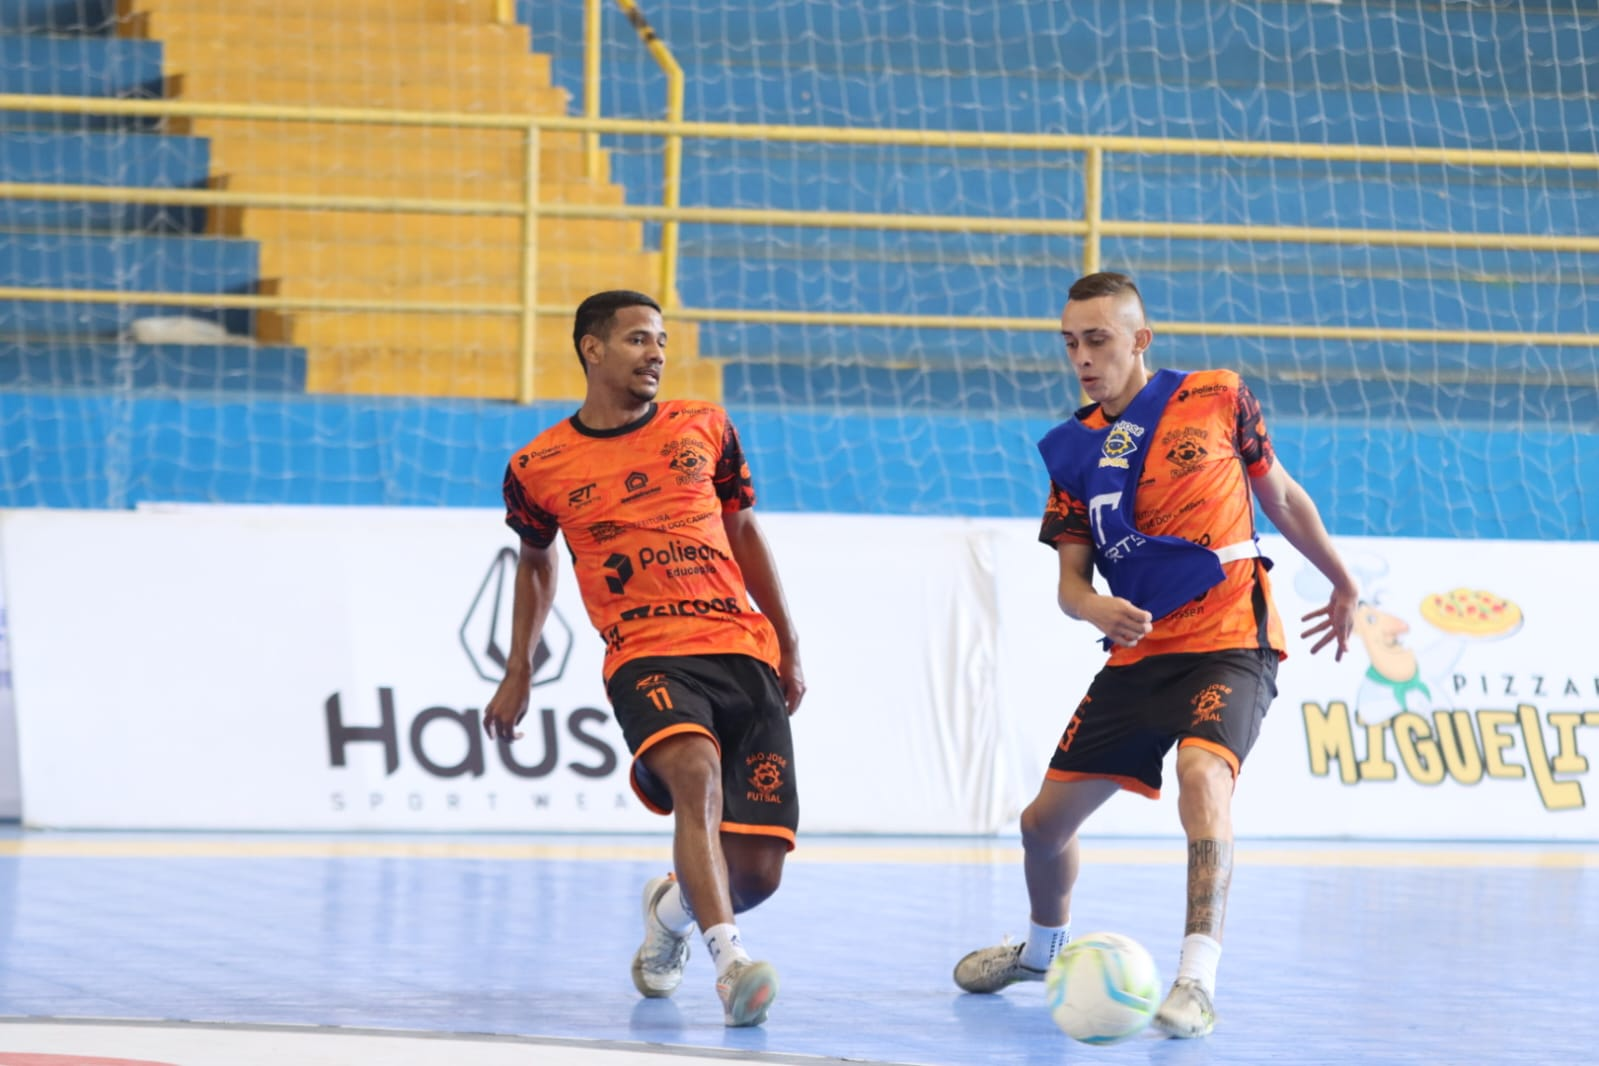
[1048,648,1279,799]
[607,653,799,850]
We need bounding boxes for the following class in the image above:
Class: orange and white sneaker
[630,874,691,998]
[716,958,779,1027]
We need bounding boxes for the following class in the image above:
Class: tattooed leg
[1185,838,1234,939]
[1174,744,1238,940]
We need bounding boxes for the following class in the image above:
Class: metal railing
[2,93,1597,404]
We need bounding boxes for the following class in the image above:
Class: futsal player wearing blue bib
[952,272,1359,1038]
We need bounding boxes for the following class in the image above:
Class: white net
[2,0,1596,536]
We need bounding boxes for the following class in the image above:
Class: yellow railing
[2,93,1598,404]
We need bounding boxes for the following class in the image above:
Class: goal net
[2,0,1595,538]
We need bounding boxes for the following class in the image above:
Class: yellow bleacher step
[186,121,583,150]
[210,173,622,208]
[262,246,659,293]
[266,312,594,349]
[124,0,503,21]
[160,44,553,86]
[207,136,605,184]
[306,345,722,403]
[174,65,549,95]
[265,315,702,358]
[181,123,594,180]
[216,209,642,249]
[130,11,530,48]
[176,78,568,113]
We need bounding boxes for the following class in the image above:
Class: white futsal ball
[1044,932,1160,1045]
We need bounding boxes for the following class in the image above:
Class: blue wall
[2,389,1593,541]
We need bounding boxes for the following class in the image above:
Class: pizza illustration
[1419,588,1523,638]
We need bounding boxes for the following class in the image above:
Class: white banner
[992,525,1599,840]
[0,564,21,819]
[0,506,1004,834]
[1,506,1594,839]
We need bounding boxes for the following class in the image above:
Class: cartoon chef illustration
[1296,554,1523,726]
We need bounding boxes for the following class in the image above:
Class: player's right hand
[483,671,532,741]
[1086,596,1154,648]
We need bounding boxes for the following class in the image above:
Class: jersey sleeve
[713,416,757,513]
[1234,379,1276,477]
[502,461,560,548]
[1038,480,1092,547]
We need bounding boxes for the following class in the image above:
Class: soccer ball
[1044,932,1160,1045]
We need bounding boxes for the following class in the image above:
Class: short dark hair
[572,290,662,373]
[1067,271,1145,316]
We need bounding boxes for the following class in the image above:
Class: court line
[0,1017,922,1066]
[0,837,1595,867]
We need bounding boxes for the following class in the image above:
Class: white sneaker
[952,937,1048,994]
[630,874,691,998]
[1153,978,1216,1038]
[716,958,779,1027]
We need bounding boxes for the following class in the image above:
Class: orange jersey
[1040,369,1287,665]
[502,400,780,681]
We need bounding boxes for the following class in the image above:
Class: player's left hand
[1301,582,1358,661]
[779,651,806,715]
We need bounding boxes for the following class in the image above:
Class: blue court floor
[0,831,1595,1065]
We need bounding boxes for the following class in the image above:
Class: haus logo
[322,547,627,816]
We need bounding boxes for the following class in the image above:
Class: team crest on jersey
[1098,422,1145,469]
[1163,427,1209,478]
[662,438,714,484]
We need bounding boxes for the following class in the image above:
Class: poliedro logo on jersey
[604,553,634,594]
[1098,422,1145,469]
[638,539,729,579]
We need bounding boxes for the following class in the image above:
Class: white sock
[702,923,751,978]
[1175,933,1222,994]
[1019,919,1071,971]
[654,881,696,934]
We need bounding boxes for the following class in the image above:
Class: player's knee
[650,737,723,805]
[727,864,782,913]
[1175,747,1234,798]
[1175,750,1235,835]
[1019,800,1074,852]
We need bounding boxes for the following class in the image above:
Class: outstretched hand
[1301,587,1358,661]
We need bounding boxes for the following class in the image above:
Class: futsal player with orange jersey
[953,272,1360,1038]
[485,290,805,1028]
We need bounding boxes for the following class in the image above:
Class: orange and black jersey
[1040,369,1288,665]
[503,400,779,681]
